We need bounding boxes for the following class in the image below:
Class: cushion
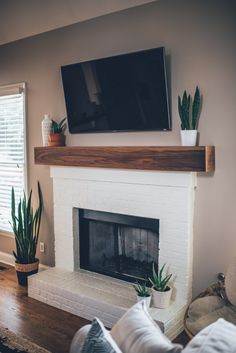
[183,318,236,353]
[111,300,182,353]
[70,324,91,353]
[225,257,236,306]
[81,318,122,353]
[185,295,236,336]
[185,296,225,335]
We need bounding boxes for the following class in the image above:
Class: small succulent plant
[149,263,172,292]
[133,281,150,297]
[51,117,67,134]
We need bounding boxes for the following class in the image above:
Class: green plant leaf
[192,86,201,129]
[161,274,172,291]
[178,91,190,129]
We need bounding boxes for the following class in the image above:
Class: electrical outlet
[40,242,45,253]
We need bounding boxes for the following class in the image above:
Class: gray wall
[0,0,155,45]
[0,0,235,296]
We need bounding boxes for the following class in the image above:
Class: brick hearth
[29,167,196,339]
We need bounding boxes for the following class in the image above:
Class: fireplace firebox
[79,209,159,282]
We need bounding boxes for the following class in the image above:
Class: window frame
[0,82,27,237]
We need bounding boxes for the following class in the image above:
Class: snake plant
[10,182,43,264]
[178,86,201,130]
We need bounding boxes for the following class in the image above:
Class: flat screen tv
[61,47,170,133]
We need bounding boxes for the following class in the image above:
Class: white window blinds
[0,83,26,232]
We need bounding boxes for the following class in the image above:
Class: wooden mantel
[34,145,215,173]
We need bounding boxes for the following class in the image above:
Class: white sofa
[70,301,236,353]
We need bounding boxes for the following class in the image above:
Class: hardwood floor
[0,264,189,353]
[0,264,89,353]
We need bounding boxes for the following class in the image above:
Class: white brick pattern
[28,167,196,339]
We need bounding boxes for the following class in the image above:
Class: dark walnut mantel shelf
[34,145,215,173]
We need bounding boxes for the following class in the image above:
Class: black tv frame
[61,47,171,134]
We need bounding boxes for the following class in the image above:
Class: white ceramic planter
[180,130,197,146]
[137,295,151,307]
[151,287,172,309]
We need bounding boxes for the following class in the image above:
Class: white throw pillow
[183,318,236,353]
[81,318,123,353]
[70,325,91,353]
[111,300,182,353]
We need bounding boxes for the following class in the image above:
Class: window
[0,83,26,233]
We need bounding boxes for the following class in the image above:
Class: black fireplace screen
[79,209,159,282]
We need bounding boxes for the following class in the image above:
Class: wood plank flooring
[0,265,89,353]
[0,264,189,353]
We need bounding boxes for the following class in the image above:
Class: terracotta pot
[48,133,66,147]
[151,286,172,309]
[15,259,39,286]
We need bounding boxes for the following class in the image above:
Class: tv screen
[61,47,170,133]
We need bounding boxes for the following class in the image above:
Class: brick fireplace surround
[28,166,196,339]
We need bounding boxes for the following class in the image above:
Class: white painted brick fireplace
[28,166,196,339]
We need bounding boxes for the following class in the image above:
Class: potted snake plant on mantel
[10,182,43,286]
[178,86,202,146]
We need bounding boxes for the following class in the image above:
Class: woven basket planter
[15,259,39,286]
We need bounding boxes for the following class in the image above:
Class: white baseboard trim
[38,263,50,271]
[0,251,51,271]
[0,251,14,266]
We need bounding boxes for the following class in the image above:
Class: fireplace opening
[79,209,159,282]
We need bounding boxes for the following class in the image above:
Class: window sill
[0,230,14,239]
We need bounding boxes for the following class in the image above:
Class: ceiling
[0,0,156,46]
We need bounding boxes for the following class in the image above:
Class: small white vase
[137,295,151,307]
[180,130,197,146]
[151,287,172,309]
[42,114,52,147]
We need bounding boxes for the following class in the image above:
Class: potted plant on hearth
[149,263,172,309]
[133,281,151,307]
[178,86,202,146]
[48,117,67,147]
[10,182,43,286]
